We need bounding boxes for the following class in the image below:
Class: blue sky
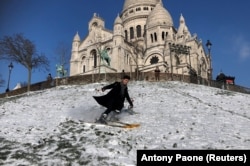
[1,0,250,93]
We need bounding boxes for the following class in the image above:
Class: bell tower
[70,32,80,76]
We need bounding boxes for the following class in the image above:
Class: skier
[93,75,134,123]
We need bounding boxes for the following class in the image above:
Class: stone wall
[0,80,53,98]
[0,72,249,98]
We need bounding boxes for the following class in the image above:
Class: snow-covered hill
[0,81,250,165]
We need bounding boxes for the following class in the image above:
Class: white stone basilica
[70,0,211,82]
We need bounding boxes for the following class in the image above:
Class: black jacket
[93,82,133,110]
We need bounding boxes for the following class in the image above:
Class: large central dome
[123,0,160,11]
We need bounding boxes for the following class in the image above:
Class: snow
[0,81,250,165]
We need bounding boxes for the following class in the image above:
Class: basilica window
[93,54,97,68]
[143,7,149,11]
[90,50,98,68]
[162,32,165,41]
[154,33,157,42]
[150,34,154,43]
[125,30,128,41]
[150,56,159,64]
[83,65,85,73]
[92,22,98,27]
[130,27,134,39]
[162,31,168,41]
[136,25,141,38]
[136,7,141,11]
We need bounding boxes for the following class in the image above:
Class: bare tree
[94,35,103,81]
[128,41,146,80]
[0,33,49,92]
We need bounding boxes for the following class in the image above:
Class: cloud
[233,36,250,60]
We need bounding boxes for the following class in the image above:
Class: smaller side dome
[114,14,122,25]
[73,32,80,42]
[177,14,191,39]
[146,3,173,29]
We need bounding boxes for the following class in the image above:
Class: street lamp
[206,40,212,86]
[6,62,14,92]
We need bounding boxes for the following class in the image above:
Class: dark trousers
[103,99,115,115]
[103,108,113,115]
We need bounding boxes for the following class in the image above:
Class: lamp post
[206,40,212,86]
[6,62,14,92]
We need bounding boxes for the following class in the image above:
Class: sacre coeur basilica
[69,0,212,83]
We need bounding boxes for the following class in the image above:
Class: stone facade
[70,0,211,81]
